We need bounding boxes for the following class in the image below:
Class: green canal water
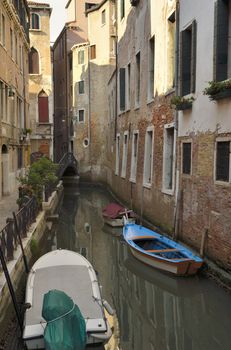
[5,185,230,350]
[44,185,231,350]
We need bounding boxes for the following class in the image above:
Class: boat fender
[102,300,114,315]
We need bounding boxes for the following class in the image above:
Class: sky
[33,0,67,43]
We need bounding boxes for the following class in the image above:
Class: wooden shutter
[191,20,197,93]
[38,94,49,123]
[119,68,126,111]
[214,0,229,81]
[181,29,192,96]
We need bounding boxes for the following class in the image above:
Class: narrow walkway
[0,192,18,231]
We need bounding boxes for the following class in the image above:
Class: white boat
[23,249,113,349]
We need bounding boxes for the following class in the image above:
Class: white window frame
[130,130,139,183]
[121,131,129,178]
[143,126,154,188]
[115,133,120,175]
[78,109,85,123]
[162,123,176,195]
[147,36,155,102]
[1,13,6,47]
[214,136,231,185]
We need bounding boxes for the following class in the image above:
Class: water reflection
[51,186,231,350]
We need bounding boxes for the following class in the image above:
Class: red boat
[102,203,136,227]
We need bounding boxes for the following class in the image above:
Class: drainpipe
[87,45,91,147]
[114,0,118,140]
[173,0,180,238]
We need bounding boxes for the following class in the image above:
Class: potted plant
[203,79,231,101]
[171,95,195,111]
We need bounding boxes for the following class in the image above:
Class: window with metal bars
[182,142,191,175]
[216,141,230,181]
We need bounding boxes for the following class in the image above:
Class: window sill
[162,188,174,196]
[214,180,231,187]
[0,43,7,52]
[121,175,126,179]
[143,182,151,189]
[164,87,175,97]
[134,104,140,111]
[29,29,41,32]
[129,178,136,184]
[147,97,154,105]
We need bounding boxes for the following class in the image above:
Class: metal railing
[0,197,39,262]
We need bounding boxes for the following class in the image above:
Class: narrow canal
[45,185,231,350]
[4,185,231,350]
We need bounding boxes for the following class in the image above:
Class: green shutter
[214,0,229,81]
[191,20,197,93]
[119,68,126,111]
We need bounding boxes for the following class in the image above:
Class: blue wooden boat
[123,223,203,276]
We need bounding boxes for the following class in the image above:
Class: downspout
[88,45,91,147]
[173,0,180,239]
[65,27,69,153]
[114,0,118,140]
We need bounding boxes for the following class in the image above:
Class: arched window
[29,47,39,74]
[38,90,49,123]
[31,13,40,30]
[2,144,8,154]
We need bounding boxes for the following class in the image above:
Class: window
[180,21,197,96]
[182,142,192,175]
[102,10,106,25]
[214,0,230,81]
[167,12,176,89]
[38,90,49,123]
[163,125,175,192]
[121,132,128,178]
[127,64,131,109]
[29,47,39,74]
[1,14,5,46]
[15,34,18,63]
[90,45,96,59]
[216,141,230,182]
[10,29,13,58]
[148,36,155,100]
[78,81,84,94]
[115,134,120,175]
[119,68,126,111]
[143,127,154,186]
[130,131,139,182]
[78,50,84,64]
[78,109,85,123]
[0,81,3,119]
[85,3,96,11]
[18,147,23,169]
[31,13,40,30]
[136,52,141,106]
[120,0,125,20]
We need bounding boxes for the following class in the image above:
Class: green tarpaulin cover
[42,289,86,350]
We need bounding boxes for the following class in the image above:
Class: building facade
[71,0,116,181]
[108,0,177,232]
[178,0,231,269]
[53,0,101,162]
[28,1,53,160]
[0,0,30,199]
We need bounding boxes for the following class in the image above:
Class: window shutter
[191,20,197,93]
[214,0,229,81]
[216,141,230,181]
[181,29,192,96]
[119,68,126,111]
[38,95,49,123]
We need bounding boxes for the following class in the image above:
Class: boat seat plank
[146,248,180,253]
[132,235,156,240]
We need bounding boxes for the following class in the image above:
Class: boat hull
[23,250,112,349]
[123,224,203,276]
